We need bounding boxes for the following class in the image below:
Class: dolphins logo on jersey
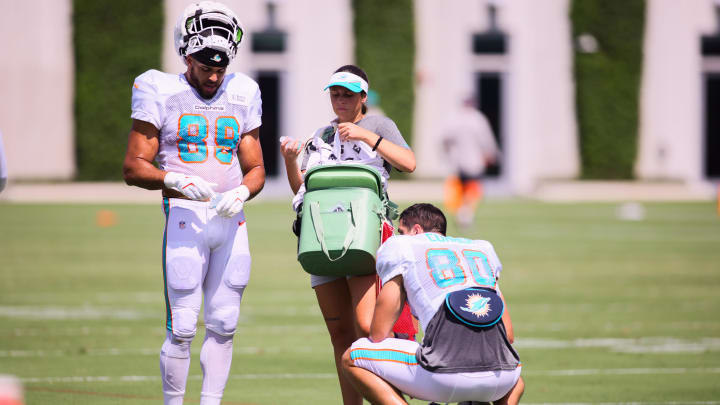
[460,293,491,318]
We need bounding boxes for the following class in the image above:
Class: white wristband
[237,184,250,201]
[163,171,182,189]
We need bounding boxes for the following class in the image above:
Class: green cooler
[297,164,386,276]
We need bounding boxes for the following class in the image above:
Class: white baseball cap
[324,71,369,93]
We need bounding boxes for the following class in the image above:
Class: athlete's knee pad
[161,333,192,359]
[223,254,251,289]
[204,328,233,346]
[171,307,200,339]
[166,254,202,292]
[205,305,240,336]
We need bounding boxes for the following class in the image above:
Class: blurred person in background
[0,130,7,193]
[442,96,499,228]
[280,65,416,405]
[342,203,524,405]
[121,2,265,404]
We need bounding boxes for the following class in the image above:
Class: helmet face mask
[174,2,243,66]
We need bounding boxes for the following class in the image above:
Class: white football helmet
[174,1,243,65]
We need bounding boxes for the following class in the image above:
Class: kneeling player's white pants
[349,337,521,403]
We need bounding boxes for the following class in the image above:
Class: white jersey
[292,115,409,211]
[131,69,262,193]
[442,106,499,176]
[376,233,503,332]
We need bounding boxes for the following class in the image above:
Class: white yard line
[515,337,720,353]
[518,320,720,332]
[3,324,325,337]
[4,337,719,358]
[0,306,156,320]
[20,373,336,384]
[0,346,321,358]
[0,305,321,320]
[6,326,138,337]
[16,367,720,385]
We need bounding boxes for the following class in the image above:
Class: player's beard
[187,70,221,99]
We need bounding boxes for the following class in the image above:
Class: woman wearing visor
[281,65,416,404]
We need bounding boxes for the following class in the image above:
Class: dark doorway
[705,74,720,178]
[475,72,503,176]
[256,71,280,177]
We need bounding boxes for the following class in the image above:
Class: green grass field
[1,200,719,404]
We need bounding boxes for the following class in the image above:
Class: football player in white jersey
[122,2,264,405]
[342,203,525,405]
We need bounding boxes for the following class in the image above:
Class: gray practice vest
[416,304,520,373]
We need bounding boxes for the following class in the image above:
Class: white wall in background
[413,0,578,194]
[0,0,74,180]
[637,0,715,182]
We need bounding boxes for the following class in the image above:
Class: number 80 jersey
[131,69,262,193]
[376,233,503,333]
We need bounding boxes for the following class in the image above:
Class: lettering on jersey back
[425,233,472,244]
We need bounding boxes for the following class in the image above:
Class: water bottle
[280,136,302,152]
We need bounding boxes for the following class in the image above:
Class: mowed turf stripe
[20,373,336,384]
[4,337,720,357]
[0,346,321,357]
[514,337,720,353]
[0,306,156,320]
[522,402,720,405]
[23,387,720,405]
[4,324,326,336]
[18,367,720,384]
[0,305,320,319]
[522,367,720,376]
[26,386,261,404]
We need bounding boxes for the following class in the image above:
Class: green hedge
[352,0,415,149]
[571,0,645,179]
[74,0,163,180]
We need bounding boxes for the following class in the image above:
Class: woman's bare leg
[315,278,363,405]
[347,274,377,337]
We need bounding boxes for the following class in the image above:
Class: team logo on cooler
[179,221,186,229]
[460,293,491,318]
[211,53,222,62]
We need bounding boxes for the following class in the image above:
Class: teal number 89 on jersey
[178,114,240,164]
